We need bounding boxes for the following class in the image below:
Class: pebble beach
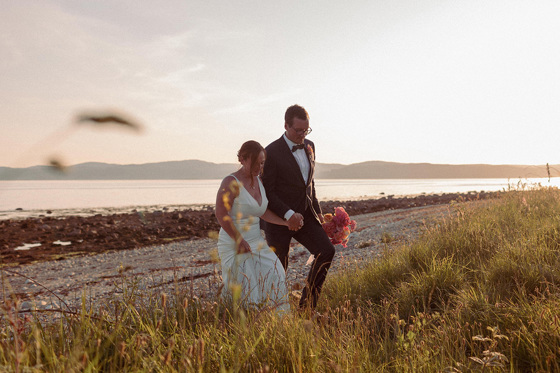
[2,203,463,318]
[0,192,498,320]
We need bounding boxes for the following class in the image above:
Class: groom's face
[285,117,310,144]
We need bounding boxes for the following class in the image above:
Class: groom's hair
[285,105,309,127]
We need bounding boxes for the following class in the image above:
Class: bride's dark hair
[237,140,265,187]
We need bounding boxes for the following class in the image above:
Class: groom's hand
[287,213,304,231]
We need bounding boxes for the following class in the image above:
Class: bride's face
[242,151,266,176]
[253,151,266,176]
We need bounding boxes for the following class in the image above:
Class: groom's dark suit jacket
[261,136,322,227]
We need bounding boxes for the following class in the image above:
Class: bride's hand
[236,239,252,254]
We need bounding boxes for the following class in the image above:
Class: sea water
[0,178,556,215]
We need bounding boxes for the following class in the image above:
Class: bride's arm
[215,176,250,253]
[260,209,289,227]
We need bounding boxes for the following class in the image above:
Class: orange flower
[306,144,314,160]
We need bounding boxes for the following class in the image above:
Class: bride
[215,140,292,312]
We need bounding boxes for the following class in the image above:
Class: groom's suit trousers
[264,207,335,310]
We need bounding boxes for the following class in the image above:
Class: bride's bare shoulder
[219,175,241,197]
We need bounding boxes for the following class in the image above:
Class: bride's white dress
[217,175,289,313]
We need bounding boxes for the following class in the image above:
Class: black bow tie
[292,144,305,152]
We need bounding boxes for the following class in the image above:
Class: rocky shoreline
[2,203,461,319]
[0,191,499,266]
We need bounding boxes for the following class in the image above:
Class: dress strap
[227,174,244,191]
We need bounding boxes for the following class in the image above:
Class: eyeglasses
[292,127,312,135]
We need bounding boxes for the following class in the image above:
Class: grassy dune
[2,186,560,371]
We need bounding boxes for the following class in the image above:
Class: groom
[262,104,335,310]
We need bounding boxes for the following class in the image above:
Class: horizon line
[1,159,557,169]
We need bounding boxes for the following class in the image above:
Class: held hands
[287,213,304,231]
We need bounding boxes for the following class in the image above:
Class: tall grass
[2,186,560,371]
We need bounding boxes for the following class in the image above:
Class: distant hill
[0,161,239,180]
[0,160,557,180]
[318,161,559,179]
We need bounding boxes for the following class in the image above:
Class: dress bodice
[229,175,268,229]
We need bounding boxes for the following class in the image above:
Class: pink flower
[332,207,351,226]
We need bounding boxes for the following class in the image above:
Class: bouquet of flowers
[322,207,357,247]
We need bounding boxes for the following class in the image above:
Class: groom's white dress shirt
[282,133,310,221]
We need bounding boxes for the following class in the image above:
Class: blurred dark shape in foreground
[75,111,143,132]
[48,158,67,173]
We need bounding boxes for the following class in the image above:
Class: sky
[1,0,560,168]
